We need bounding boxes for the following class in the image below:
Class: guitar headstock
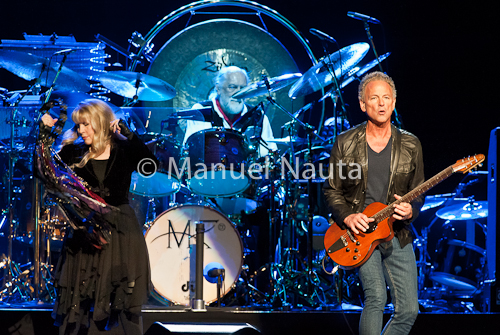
[452,154,485,174]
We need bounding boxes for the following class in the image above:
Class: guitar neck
[373,165,454,223]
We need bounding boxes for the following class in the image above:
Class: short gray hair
[358,71,397,101]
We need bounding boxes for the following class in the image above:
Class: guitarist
[323,71,425,335]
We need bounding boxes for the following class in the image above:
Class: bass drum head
[145,19,303,139]
[145,204,243,306]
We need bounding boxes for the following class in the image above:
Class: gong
[146,19,304,137]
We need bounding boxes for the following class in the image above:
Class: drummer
[183,66,277,156]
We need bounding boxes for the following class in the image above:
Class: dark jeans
[358,237,419,335]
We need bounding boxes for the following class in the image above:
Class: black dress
[51,134,157,334]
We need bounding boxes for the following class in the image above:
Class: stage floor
[1,303,498,335]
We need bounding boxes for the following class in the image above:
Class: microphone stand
[362,21,404,128]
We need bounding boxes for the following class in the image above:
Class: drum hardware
[1,70,69,303]
[248,262,288,308]
[142,197,158,232]
[244,81,330,306]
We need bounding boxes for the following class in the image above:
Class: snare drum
[430,239,485,294]
[144,204,243,305]
[184,128,256,197]
[130,135,182,197]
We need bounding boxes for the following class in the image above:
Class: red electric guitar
[324,154,485,270]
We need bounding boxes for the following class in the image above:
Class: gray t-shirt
[363,137,392,209]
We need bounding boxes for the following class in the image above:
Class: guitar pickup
[346,230,357,243]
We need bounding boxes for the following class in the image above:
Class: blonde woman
[42,99,157,335]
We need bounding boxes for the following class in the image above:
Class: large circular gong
[146,19,304,136]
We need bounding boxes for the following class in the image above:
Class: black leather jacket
[323,122,425,248]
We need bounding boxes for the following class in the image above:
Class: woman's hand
[41,114,57,128]
[110,119,127,140]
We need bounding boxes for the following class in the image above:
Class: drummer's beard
[220,97,244,116]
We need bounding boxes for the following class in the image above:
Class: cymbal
[288,42,370,98]
[232,73,302,100]
[319,52,391,103]
[339,52,391,89]
[97,71,176,101]
[0,50,90,92]
[436,201,488,220]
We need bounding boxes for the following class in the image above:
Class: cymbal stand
[413,214,440,293]
[262,83,326,306]
[0,102,25,301]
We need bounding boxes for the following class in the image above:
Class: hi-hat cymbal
[0,50,90,92]
[436,201,488,220]
[288,42,370,98]
[97,71,176,101]
[232,73,302,100]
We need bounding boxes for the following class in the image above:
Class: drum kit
[0,37,396,308]
[412,172,489,311]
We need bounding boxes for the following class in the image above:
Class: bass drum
[145,204,243,306]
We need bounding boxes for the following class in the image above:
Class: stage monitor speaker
[487,127,500,312]
[144,322,261,335]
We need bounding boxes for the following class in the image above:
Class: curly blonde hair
[62,99,116,168]
[358,71,397,101]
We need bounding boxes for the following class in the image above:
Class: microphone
[207,268,225,277]
[52,48,76,56]
[347,11,381,24]
[309,28,337,44]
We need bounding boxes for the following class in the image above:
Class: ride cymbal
[288,42,369,98]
